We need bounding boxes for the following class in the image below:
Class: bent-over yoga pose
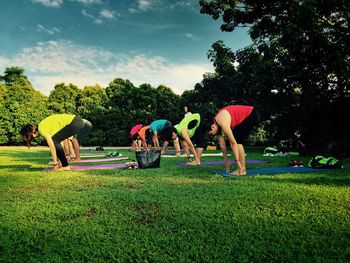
[20,114,84,172]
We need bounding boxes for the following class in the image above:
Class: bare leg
[71,138,81,162]
[233,144,246,175]
[174,138,181,156]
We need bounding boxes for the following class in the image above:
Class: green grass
[1,147,350,262]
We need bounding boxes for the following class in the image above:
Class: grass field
[1,147,349,262]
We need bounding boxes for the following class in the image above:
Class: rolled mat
[177,160,267,166]
[44,163,127,172]
[217,166,338,177]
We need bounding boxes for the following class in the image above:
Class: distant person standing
[184,106,192,117]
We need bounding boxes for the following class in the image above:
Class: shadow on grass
[252,172,350,187]
[0,164,38,172]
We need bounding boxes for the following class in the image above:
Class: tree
[0,67,27,86]
[48,83,81,114]
[75,85,108,146]
[200,0,350,146]
[0,76,50,145]
[155,85,181,124]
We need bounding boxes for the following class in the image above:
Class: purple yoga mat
[176,160,267,166]
[75,157,128,163]
[49,157,128,164]
[44,163,127,172]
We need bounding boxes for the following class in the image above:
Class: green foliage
[0,66,26,86]
[1,148,350,261]
[199,0,350,147]
[0,76,50,145]
[48,83,82,114]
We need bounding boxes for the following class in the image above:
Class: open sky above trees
[0,0,251,95]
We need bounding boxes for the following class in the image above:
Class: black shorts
[232,108,258,144]
[190,126,207,149]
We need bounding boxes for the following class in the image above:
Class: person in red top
[208,105,258,176]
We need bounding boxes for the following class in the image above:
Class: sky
[0,0,252,95]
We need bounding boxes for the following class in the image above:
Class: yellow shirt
[176,113,200,138]
[38,114,75,137]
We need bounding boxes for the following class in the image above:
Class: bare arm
[216,133,231,173]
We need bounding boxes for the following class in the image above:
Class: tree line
[1,0,349,154]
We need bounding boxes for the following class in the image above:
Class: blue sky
[0,0,252,95]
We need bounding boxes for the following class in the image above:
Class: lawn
[1,147,349,262]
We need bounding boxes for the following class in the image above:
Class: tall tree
[0,67,27,86]
[0,77,50,145]
[48,83,81,114]
[200,0,350,145]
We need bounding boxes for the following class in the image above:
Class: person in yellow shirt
[20,114,84,171]
[64,119,93,162]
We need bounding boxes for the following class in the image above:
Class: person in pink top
[130,124,143,151]
[207,105,258,176]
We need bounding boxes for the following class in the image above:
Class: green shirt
[176,113,200,138]
[38,114,75,137]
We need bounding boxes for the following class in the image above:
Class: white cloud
[82,9,118,24]
[31,0,63,7]
[37,24,60,35]
[184,32,200,41]
[32,0,103,8]
[137,0,162,11]
[82,9,103,24]
[99,9,117,19]
[0,40,213,95]
[71,0,102,4]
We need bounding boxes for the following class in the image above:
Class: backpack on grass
[136,150,161,169]
[263,146,279,155]
[308,155,343,169]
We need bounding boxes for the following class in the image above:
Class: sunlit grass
[1,147,349,262]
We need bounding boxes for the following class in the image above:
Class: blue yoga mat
[217,166,338,177]
[177,160,267,166]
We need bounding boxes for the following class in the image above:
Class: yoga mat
[44,163,127,172]
[74,157,128,163]
[80,154,105,158]
[177,160,267,166]
[162,153,227,158]
[49,157,128,164]
[217,166,338,177]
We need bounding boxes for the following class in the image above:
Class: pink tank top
[130,124,143,136]
[214,105,254,128]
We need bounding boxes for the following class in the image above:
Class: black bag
[136,150,161,169]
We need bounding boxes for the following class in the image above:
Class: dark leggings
[52,117,84,167]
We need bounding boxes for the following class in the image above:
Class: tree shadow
[252,172,350,187]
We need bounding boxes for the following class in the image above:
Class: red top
[214,105,254,128]
[130,124,143,136]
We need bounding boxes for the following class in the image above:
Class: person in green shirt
[20,114,84,171]
[174,113,210,165]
